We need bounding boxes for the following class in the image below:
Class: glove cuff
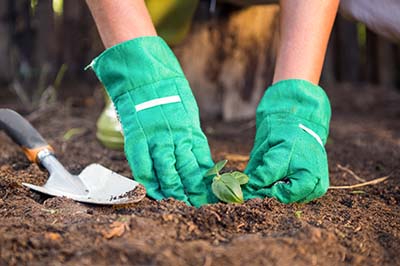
[87,36,186,100]
[258,79,331,140]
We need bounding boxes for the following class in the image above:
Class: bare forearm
[273,0,339,84]
[86,0,157,48]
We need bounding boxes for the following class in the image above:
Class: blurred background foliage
[0,0,399,116]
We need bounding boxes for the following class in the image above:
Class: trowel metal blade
[23,164,145,205]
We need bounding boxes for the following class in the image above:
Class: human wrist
[86,0,157,48]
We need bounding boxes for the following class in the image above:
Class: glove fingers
[191,130,214,170]
[245,141,292,192]
[191,131,219,204]
[245,122,329,204]
[125,139,163,200]
[301,179,327,203]
[115,98,164,200]
[138,105,189,203]
[245,116,271,173]
[149,138,189,203]
[288,131,329,202]
[266,134,329,203]
[177,80,214,171]
[175,147,209,206]
[163,100,212,206]
[263,169,320,203]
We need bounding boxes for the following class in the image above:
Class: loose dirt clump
[0,84,399,266]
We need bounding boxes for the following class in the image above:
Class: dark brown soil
[1,84,399,266]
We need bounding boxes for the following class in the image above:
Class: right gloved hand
[243,79,332,203]
[88,37,216,207]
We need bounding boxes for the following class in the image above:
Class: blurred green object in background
[96,92,125,150]
[145,0,199,45]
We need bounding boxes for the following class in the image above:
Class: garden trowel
[0,108,145,205]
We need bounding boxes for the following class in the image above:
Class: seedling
[205,160,249,204]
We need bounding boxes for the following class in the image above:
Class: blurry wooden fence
[0,0,399,119]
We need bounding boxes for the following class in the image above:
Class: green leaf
[212,180,230,203]
[204,159,228,177]
[214,159,228,173]
[230,171,249,185]
[212,177,243,204]
[204,167,217,178]
[221,174,244,201]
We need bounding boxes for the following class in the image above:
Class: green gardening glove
[243,79,331,203]
[88,37,216,207]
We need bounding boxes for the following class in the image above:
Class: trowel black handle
[0,109,54,163]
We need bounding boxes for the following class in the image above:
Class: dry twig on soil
[329,175,390,189]
[336,164,366,182]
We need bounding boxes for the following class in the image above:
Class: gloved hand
[88,37,216,207]
[243,79,331,203]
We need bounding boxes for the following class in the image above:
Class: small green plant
[205,160,249,204]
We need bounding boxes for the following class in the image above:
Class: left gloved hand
[243,79,331,203]
[88,37,216,207]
